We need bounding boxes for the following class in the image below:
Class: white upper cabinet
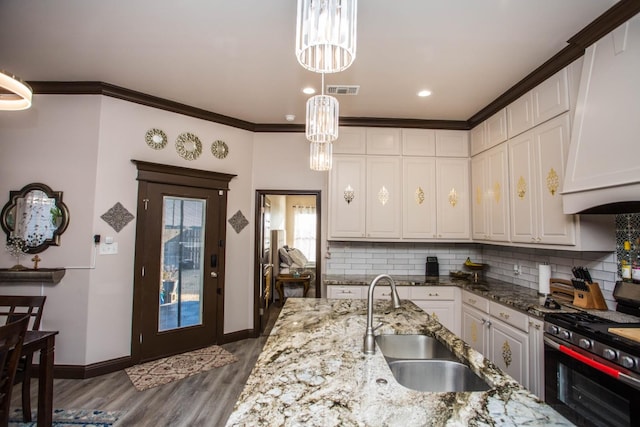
[435,130,469,157]
[402,157,437,239]
[470,109,506,156]
[508,113,575,245]
[402,129,436,156]
[485,109,508,148]
[470,122,486,156]
[507,68,569,139]
[435,157,470,239]
[507,92,535,139]
[328,155,366,238]
[365,128,402,155]
[533,68,569,126]
[334,127,366,154]
[471,143,510,242]
[365,156,402,238]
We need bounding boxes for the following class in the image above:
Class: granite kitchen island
[226,298,572,426]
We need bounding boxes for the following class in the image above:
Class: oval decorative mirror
[1,183,70,254]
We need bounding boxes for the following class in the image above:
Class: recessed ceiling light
[303,87,316,95]
[418,90,432,97]
[285,114,295,121]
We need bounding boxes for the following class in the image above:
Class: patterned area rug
[125,345,238,391]
[8,408,124,427]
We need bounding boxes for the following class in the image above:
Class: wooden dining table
[22,330,58,427]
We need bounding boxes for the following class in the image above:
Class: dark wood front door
[131,161,234,363]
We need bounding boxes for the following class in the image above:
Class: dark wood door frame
[253,189,321,335]
[131,160,236,363]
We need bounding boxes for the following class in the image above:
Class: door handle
[211,272,218,278]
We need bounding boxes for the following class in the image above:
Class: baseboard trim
[33,330,256,379]
[33,356,133,379]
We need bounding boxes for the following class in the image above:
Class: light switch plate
[99,242,118,255]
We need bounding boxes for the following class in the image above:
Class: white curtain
[293,205,316,261]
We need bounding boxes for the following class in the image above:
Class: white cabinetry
[329,156,366,238]
[366,156,401,239]
[329,155,401,239]
[327,285,364,299]
[528,316,545,400]
[461,291,530,388]
[402,157,436,239]
[488,302,530,389]
[470,109,507,156]
[507,68,569,139]
[410,287,460,336]
[435,130,469,157]
[366,128,401,155]
[435,158,470,239]
[508,113,575,245]
[402,129,436,156]
[334,127,366,154]
[471,143,510,242]
[461,291,490,354]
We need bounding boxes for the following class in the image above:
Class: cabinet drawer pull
[428,292,439,297]
[500,312,510,320]
[468,298,477,304]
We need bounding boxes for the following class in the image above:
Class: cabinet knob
[428,293,439,297]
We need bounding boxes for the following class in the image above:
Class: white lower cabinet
[488,303,530,389]
[326,285,364,299]
[410,286,460,336]
[325,285,460,335]
[461,292,530,389]
[528,316,545,400]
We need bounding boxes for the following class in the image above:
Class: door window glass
[159,196,205,331]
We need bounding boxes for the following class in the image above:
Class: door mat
[9,408,125,426]
[125,345,238,391]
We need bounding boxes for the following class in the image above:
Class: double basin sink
[375,334,490,393]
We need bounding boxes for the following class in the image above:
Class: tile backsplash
[326,240,619,309]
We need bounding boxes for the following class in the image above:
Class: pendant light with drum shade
[306,73,338,171]
[0,70,32,111]
[296,0,358,170]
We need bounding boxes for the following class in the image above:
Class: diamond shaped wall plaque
[229,210,249,234]
[101,202,135,233]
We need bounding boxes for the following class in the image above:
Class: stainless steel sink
[375,334,457,360]
[386,359,491,392]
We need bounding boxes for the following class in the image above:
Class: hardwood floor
[10,336,267,427]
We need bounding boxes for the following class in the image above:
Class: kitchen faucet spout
[363,274,401,354]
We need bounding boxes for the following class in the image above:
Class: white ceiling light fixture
[296,0,358,74]
[306,73,338,171]
[303,87,316,95]
[418,90,432,97]
[309,140,333,171]
[306,74,339,143]
[0,70,32,111]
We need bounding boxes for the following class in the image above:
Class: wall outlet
[99,242,118,255]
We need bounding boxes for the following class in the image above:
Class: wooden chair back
[0,296,46,331]
[0,316,30,426]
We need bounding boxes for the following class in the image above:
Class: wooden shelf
[0,268,66,284]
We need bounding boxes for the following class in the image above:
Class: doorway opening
[253,190,321,335]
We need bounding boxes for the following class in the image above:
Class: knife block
[573,282,608,310]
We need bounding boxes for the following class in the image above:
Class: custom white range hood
[562,13,640,214]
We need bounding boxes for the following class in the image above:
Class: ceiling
[0,0,620,126]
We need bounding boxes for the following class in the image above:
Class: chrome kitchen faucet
[363,274,401,354]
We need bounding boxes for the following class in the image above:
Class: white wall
[0,95,102,364]
[0,95,330,366]
[0,95,259,365]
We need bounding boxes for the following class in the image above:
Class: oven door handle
[544,337,640,391]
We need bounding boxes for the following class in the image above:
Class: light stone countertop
[226,298,573,427]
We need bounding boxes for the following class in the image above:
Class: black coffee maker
[425,256,439,277]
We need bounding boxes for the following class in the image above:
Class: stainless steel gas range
[544,282,640,427]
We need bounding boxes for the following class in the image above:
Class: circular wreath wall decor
[175,132,202,160]
[145,128,168,150]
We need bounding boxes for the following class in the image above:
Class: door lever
[210,272,218,278]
